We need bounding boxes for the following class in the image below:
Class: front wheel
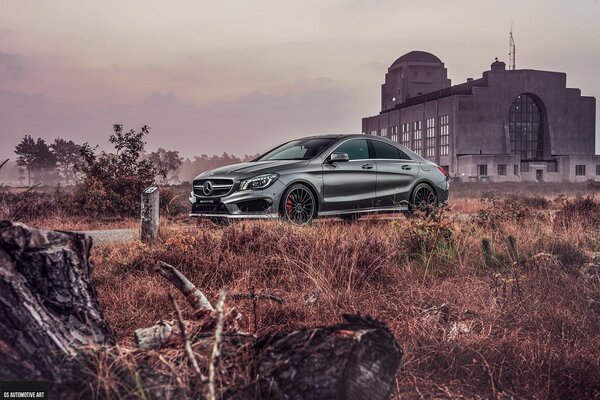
[281,184,316,225]
[410,183,438,214]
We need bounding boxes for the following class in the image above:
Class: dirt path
[77,228,137,245]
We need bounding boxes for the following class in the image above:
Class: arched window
[509,94,544,160]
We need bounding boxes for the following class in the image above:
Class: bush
[69,125,162,217]
[555,195,600,229]
[0,191,59,221]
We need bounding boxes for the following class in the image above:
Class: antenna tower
[509,23,516,70]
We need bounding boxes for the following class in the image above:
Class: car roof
[295,134,366,140]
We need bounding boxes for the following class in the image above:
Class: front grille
[193,178,234,197]
[191,201,230,215]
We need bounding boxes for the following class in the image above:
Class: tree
[17,167,25,186]
[50,138,81,185]
[31,138,57,184]
[72,124,160,216]
[14,135,36,185]
[14,135,57,185]
[148,148,183,184]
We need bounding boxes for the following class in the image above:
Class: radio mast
[509,23,516,70]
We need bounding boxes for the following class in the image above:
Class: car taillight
[437,166,449,180]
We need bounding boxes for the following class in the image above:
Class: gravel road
[77,228,137,245]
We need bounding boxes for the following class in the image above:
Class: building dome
[490,57,506,71]
[391,51,442,68]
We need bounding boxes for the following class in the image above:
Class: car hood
[194,159,309,180]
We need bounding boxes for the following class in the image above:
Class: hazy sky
[1,0,599,159]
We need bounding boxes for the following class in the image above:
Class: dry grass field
[2,183,600,398]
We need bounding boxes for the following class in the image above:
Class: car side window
[333,139,369,160]
[372,140,411,160]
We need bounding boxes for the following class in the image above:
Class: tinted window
[333,139,369,160]
[372,140,410,160]
[257,137,336,161]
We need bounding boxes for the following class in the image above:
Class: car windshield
[256,137,337,161]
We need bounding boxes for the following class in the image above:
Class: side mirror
[329,152,349,163]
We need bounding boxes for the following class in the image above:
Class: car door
[370,139,419,208]
[321,138,377,212]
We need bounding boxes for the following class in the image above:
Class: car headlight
[239,173,279,191]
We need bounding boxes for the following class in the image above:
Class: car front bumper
[189,180,285,219]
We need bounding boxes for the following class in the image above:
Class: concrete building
[362,51,599,182]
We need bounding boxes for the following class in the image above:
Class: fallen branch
[230,292,285,304]
[169,293,205,380]
[208,289,228,400]
[156,261,214,313]
[24,182,42,193]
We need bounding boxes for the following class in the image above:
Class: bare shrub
[0,191,59,221]
[556,195,600,229]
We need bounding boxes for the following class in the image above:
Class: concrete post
[141,186,159,243]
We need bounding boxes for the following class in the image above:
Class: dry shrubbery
[91,200,600,399]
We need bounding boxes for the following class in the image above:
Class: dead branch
[156,261,214,313]
[208,289,228,400]
[134,320,173,350]
[169,293,205,380]
[230,292,285,304]
[24,182,42,193]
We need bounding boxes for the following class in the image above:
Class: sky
[0,0,599,159]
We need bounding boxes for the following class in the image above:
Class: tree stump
[0,221,115,382]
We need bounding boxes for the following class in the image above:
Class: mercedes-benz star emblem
[202,181,214,196]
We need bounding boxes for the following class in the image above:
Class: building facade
[362,51,599,182]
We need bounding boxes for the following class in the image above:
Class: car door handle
[362,163,373,170]
[401,165,412,170]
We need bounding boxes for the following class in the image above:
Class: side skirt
[317,205,409,217]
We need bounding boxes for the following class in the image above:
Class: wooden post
[141,186,159,243]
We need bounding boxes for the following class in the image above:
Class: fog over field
[0,0,599,159]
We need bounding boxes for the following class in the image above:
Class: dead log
[252,314,403,400]
[0,221,114,382]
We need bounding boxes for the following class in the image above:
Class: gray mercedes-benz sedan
[189,134,449,224]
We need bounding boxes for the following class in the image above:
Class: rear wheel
[281,184,316,225]
[410,183,438,214]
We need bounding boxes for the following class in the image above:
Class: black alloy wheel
[282,184,316,225]
[411,183,438,213]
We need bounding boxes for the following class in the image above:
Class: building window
[547,162,558,173]
[597,164,600,175]
[509,93,544,160]
[390,125,398,142]
[425,117,435,158]
[498,164,506,175]
[401,123,410,147]
[439,115,449,156]
[514,165,519,175]
[521,162,529,173]
[370,130,377,136]
[477,164,488,176]
[575,165,586,176]
[412,121,422,156]
[379,128,387,138]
